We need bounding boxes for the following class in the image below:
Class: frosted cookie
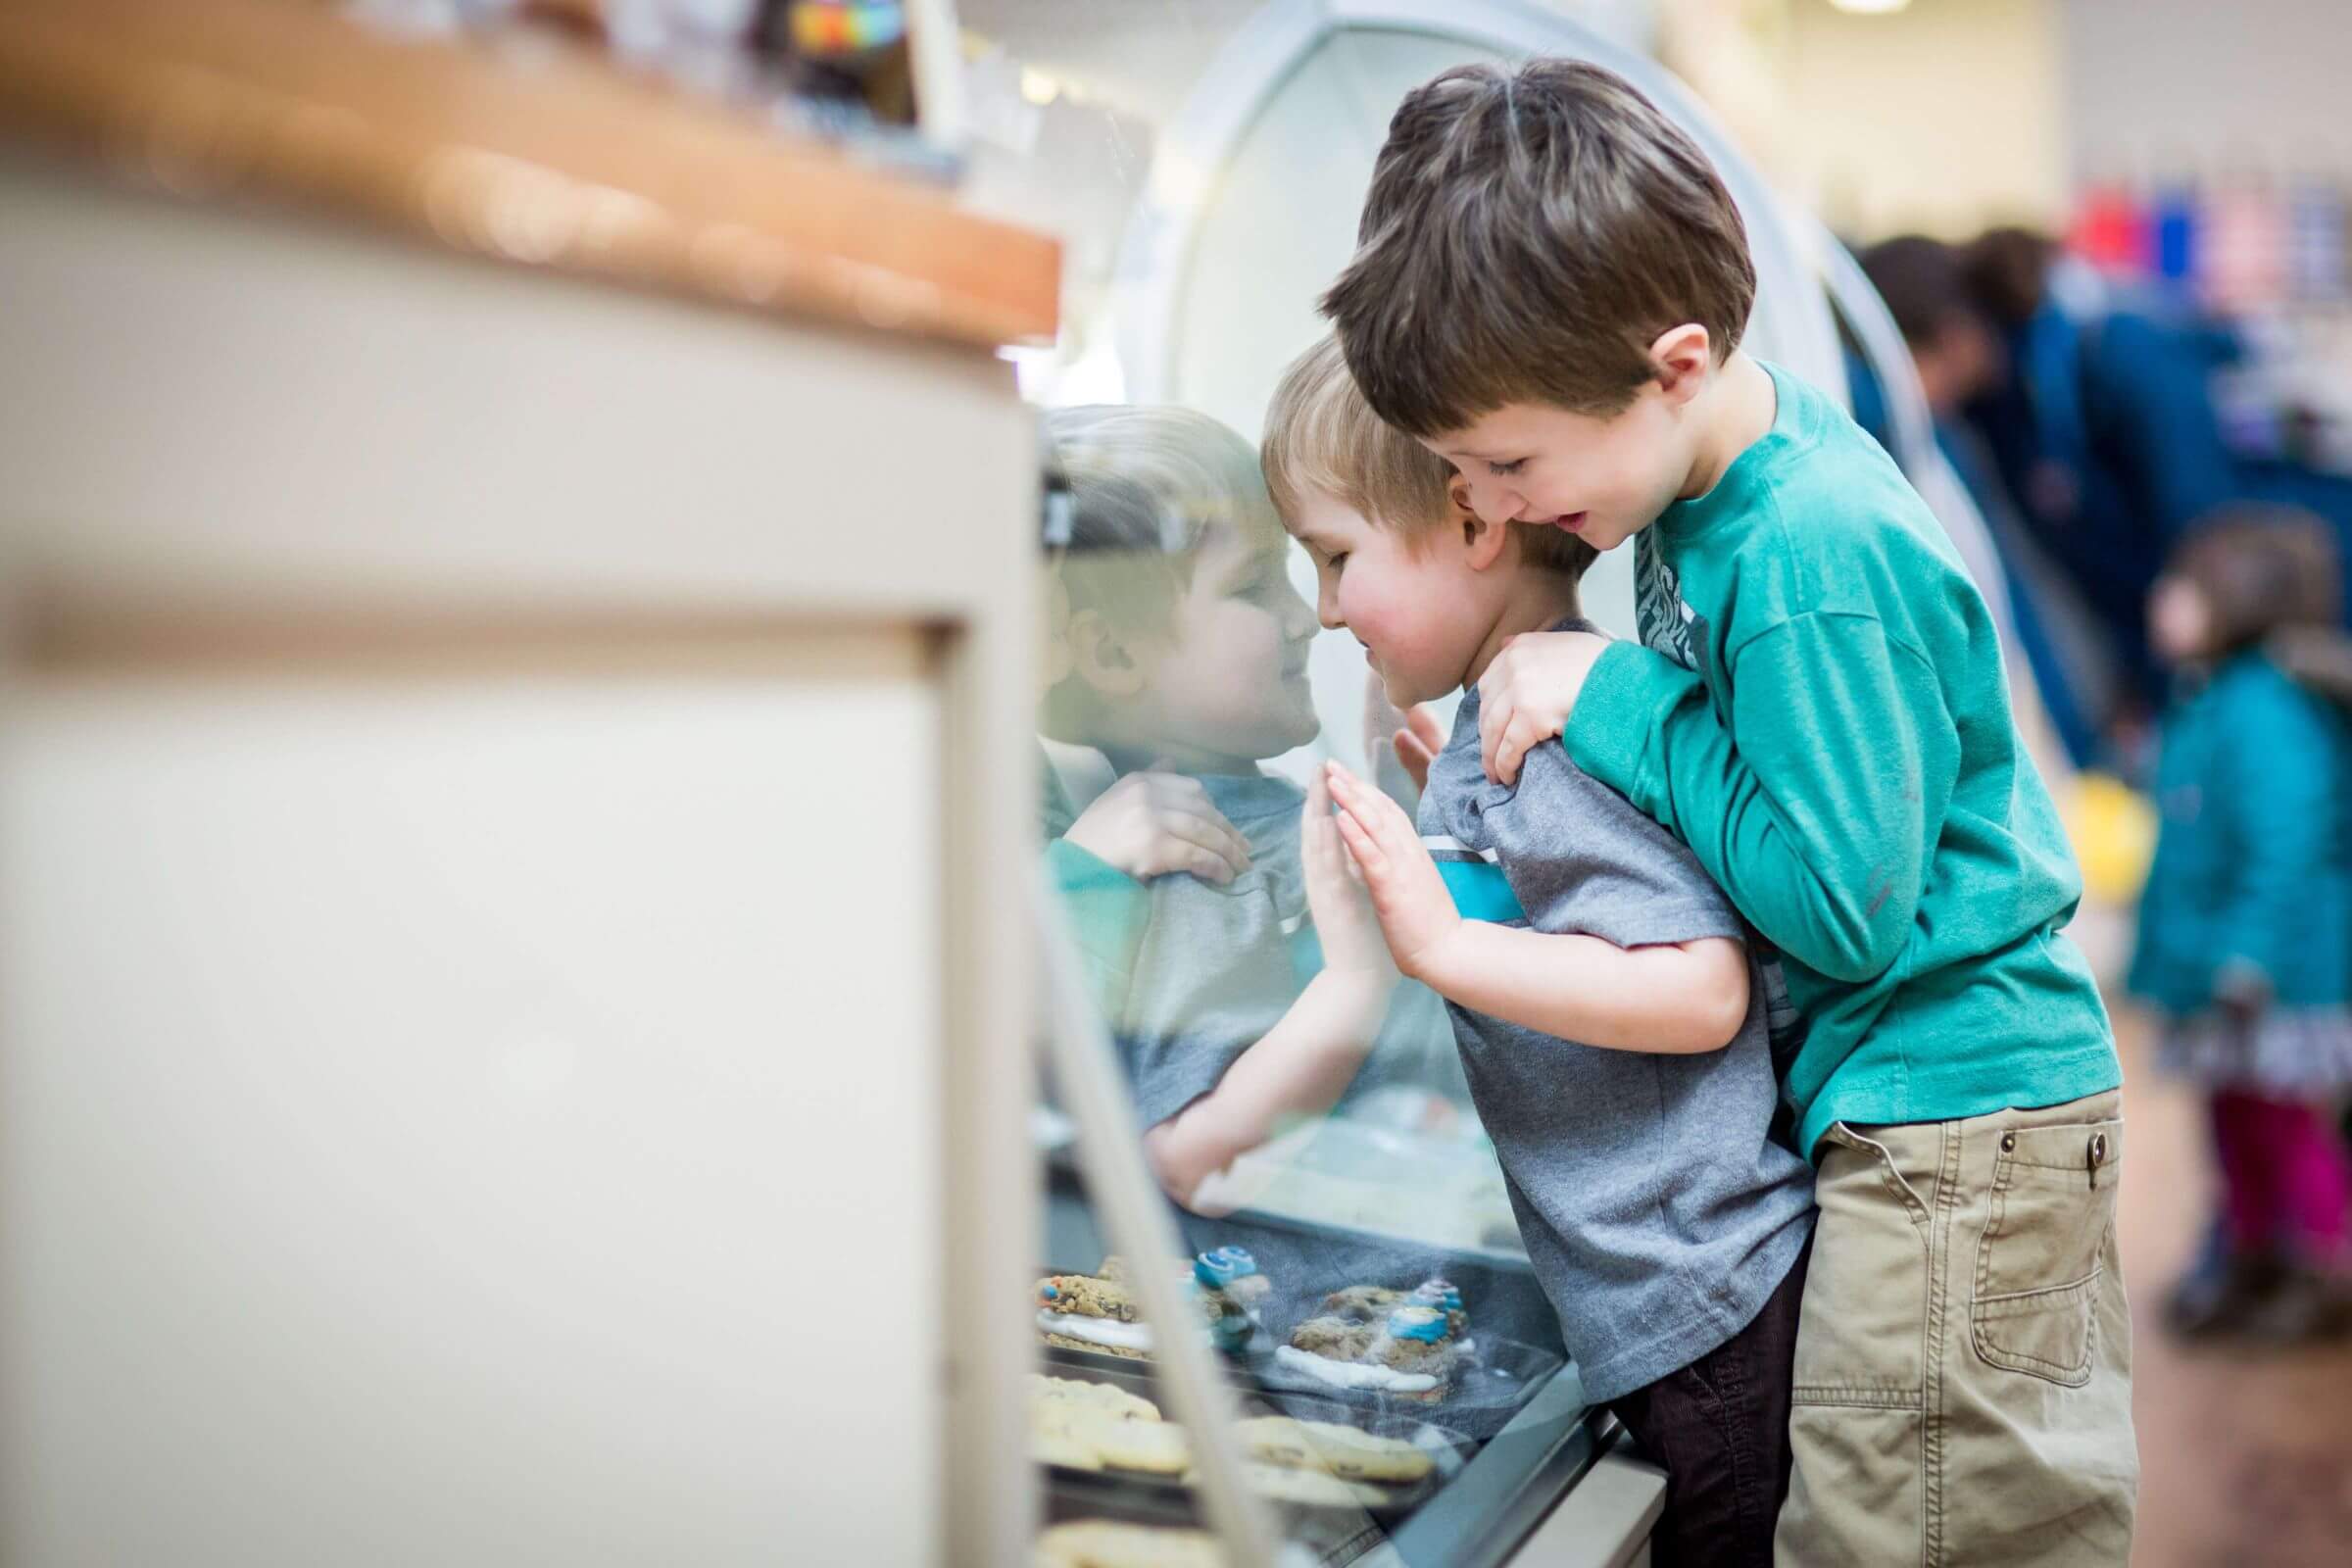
[1278,1302,1460,1401]
[1036,1263,1152,1359]
[1037,1250,1273,1359]
[1319,1277,1469,1338]
[1234,1415,1434,1485]
[1035,1520,1227,1568]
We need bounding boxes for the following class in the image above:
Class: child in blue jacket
[2131,507,2352,1341]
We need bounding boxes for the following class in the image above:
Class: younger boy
[1263,337,1815,1568]
[1039,403,1396,1210]
[1322,59,2135,1564]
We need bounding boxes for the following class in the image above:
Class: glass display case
[989,5,2044,1565]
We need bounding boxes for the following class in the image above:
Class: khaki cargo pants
[1774,1091,2138,1566]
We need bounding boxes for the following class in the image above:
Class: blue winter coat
[2129,653,2352,1013]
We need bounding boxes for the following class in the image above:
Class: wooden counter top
[0,0,1060,350]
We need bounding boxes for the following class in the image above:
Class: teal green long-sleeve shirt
[1567,364,2120,1158]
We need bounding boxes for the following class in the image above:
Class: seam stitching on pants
[1789,1385,1925,1409]
[1922,1117,1962,1568]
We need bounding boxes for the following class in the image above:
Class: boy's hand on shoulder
[1064,768,1252,884]
[1322,761,1464,985]
[1479,630,1612,786]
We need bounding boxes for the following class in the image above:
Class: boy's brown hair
[1263,336,1597,579]
[1321,58,1755,437]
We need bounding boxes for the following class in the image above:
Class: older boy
[1322,59,2134,1565]
[1265,336,1814,1567]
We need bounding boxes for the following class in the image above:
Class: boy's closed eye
[1484,459,1527,477]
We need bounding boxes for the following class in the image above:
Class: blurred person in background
[1960,226,2237,746]
[1858,234,2105,768]
[2128,508,2352,1345]
[1960,227,2352,762]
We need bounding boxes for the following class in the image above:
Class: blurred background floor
[2117,1004,2352,1566]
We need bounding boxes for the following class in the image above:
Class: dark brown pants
[1606,1232,1811,1568]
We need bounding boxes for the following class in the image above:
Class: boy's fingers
[1185,850,1236,885]
[1164,815,1249,871]
[1156,798,1250,867]
[1331,802,1387,873]
[1393,727,1435,794]
[1478,695,1509,781]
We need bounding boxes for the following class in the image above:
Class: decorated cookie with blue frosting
[1409,1277,1470,1335]
[1385,1304,1450,1345]
[1192,1245,1272,1310]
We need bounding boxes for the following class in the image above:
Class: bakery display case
[996,5,2051,1566]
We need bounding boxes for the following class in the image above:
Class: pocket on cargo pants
[1970,1117,2121,1386]
[1774,1122,1933,1568]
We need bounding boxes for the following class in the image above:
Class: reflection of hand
[1324,761,1464,984]
[1393,705,1446,796]
[1363,667,1445,802]
[1064,769,1251,883]
[1301,771,1391,986]
[1476,631,1609,786]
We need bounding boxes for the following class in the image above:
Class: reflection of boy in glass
[1040,405,1396,1211]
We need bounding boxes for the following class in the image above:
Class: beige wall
[2059,0,2352,178]
[1771,0,2069,243]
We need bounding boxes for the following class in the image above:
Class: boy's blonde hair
[1044,403,1280,640]
[1263,336,1597,578]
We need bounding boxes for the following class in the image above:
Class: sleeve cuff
[1044,838,1151,1005]
[1045,836,1140,900]
[1563,640,1692,798]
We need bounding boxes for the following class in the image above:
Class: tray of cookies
[1034,1250,1279,1373]
[1028,1359,1476,1522]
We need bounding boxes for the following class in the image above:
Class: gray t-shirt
[1418,669,1815,1402]
[1100,770,1460,1127]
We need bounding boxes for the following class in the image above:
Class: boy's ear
[1070,609,1148,698]
[1646,322,1715,407]
[1460,506,1512,571]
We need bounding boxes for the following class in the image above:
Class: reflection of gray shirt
[1102,771,1457,1127]
[1418,668,1814,1402]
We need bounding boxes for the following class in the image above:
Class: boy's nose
[1316,586,1345,632]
